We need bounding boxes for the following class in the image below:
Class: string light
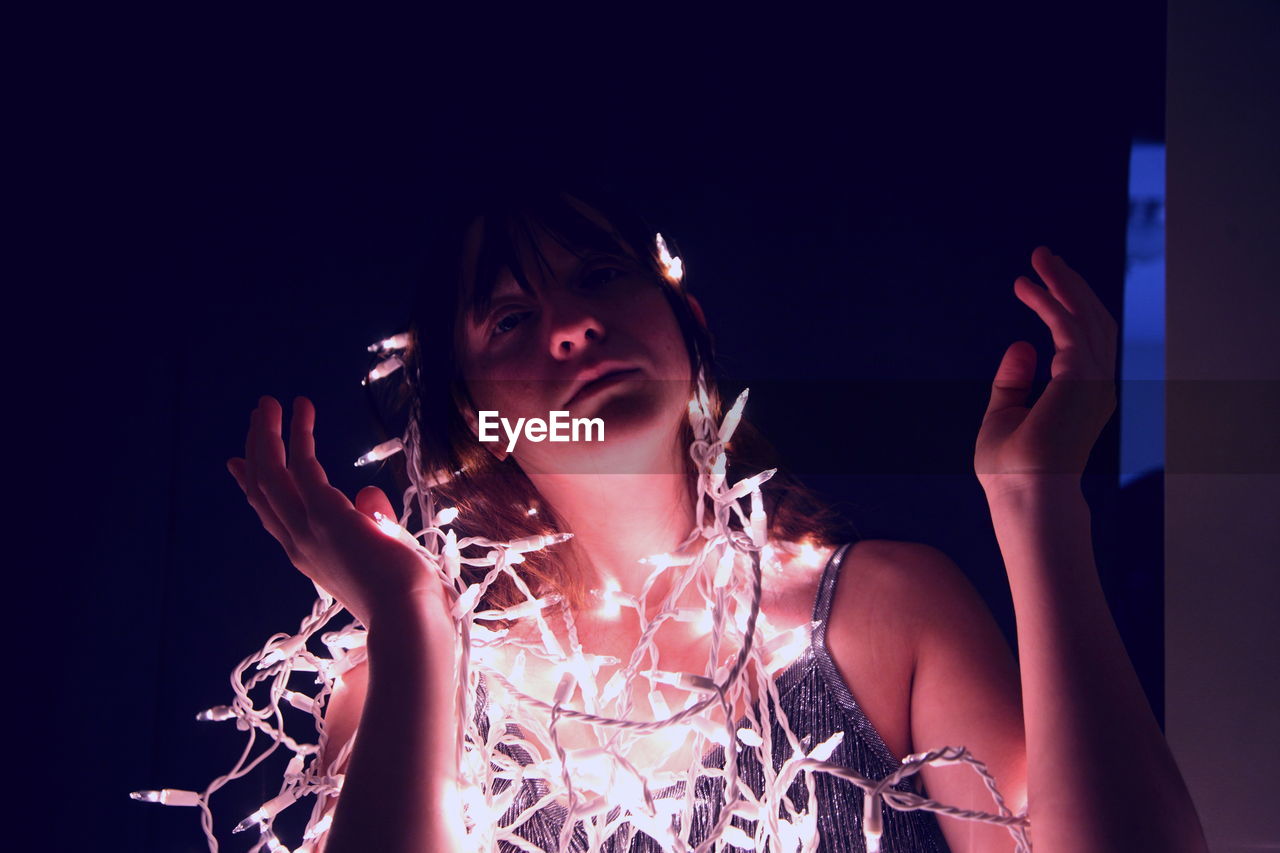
[133,232,1032,852]
[367,332,410,354]
[655,232,684,284]
[362,355,404,385]
[353,437,403,467]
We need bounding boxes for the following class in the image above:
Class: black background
[24,5,1166,850]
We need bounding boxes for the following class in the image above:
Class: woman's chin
[525,394,686,476]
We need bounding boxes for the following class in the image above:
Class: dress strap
[811,540,856,624]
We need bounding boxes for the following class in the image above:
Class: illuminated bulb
[863,792,883,853]
[724,467,777,502]
[283,690,318,715]
[366,332,410,353]
[433,506,459,526]
[736,727,764,748]
[749,489,767,548]
[265,832,290,852]
[302,813,332,840]
[507,531,574,553]
[598,670,626,707]
[690,715,731,746]
[453,584,482,619]
[714,547,737,588]
[321,629,366,652]
[808,731,845,762]
[130,788,201,806]
[596,579,622,619]
[760,542,777,567]
[642,669,715,692]
[688,391,713,427]
[462,784,500,827]
[649,688,671,720]
[372,511,419,549]
[195,705,236,722]
[710,452,727,490]
[361,355,404,385]
[655,232,684,283]
[232,808,268,834]
[718,387,750,444]
[722,825,756,850]
[526,506,538,516]
[233,792,297,834]
[485,696,506,731]
[477,594,559,621]
[796,538,823,568]
[671,606,705,623]
[553,671,576,706]
[353,437,403,467]
[284,753,306,778]
[258,635,307,668]
[778,813,817,852]
[470,623,508,644]
[442,530,460,582]
[763,624,813,671]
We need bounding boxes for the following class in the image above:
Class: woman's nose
[547,296,606,359]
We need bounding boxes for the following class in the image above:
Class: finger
[1033,247,1113,324]
[1047,251,1119,365]
[1030,248,1114,361]
[1030,246,1090,318]
[354,485,397,522]
[228,457,302,561]
[1013,275,1086,357]
[288,396,330,489]
[252,396,310,533]
[285,397,355,519]
[984,340,1037,418]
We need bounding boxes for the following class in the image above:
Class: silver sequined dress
[477,542,955,852]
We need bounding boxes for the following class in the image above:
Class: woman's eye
[492,310,532,337]
[582,267,623,288]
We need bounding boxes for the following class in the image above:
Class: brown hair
[369,174,852,614]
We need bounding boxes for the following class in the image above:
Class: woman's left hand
[975,246,1118,499]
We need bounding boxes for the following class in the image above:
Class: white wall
[1167,1,1280,849]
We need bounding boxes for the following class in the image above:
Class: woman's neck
[524,470,699,606]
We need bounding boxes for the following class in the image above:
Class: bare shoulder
[827,537,1014,689]
[826,539,956,643]
[823,538,981,762]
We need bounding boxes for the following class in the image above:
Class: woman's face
[455,209,693,475]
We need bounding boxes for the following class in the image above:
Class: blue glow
[1120,141,1165,486]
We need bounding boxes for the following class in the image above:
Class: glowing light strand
[133,233,1031,852]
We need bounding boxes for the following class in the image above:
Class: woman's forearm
[323,598,464,853]
[986,479,1208,852]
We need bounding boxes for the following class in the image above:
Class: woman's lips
[565,368,642,408]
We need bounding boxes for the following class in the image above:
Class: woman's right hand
[226,395,443,629]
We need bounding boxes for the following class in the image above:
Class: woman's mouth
[565,368,642,408]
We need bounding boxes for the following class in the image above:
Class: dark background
[25,5,1166,850]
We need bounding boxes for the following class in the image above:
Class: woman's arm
[959,247,1208,850]
[985,480,1207,852]
[323,597,465,853]
[228,395,468,851]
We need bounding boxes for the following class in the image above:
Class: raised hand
[975,246,1118,498]
[226,395,440,628]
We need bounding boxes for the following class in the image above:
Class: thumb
[984,341,1037,418]
[354,485,397,522]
